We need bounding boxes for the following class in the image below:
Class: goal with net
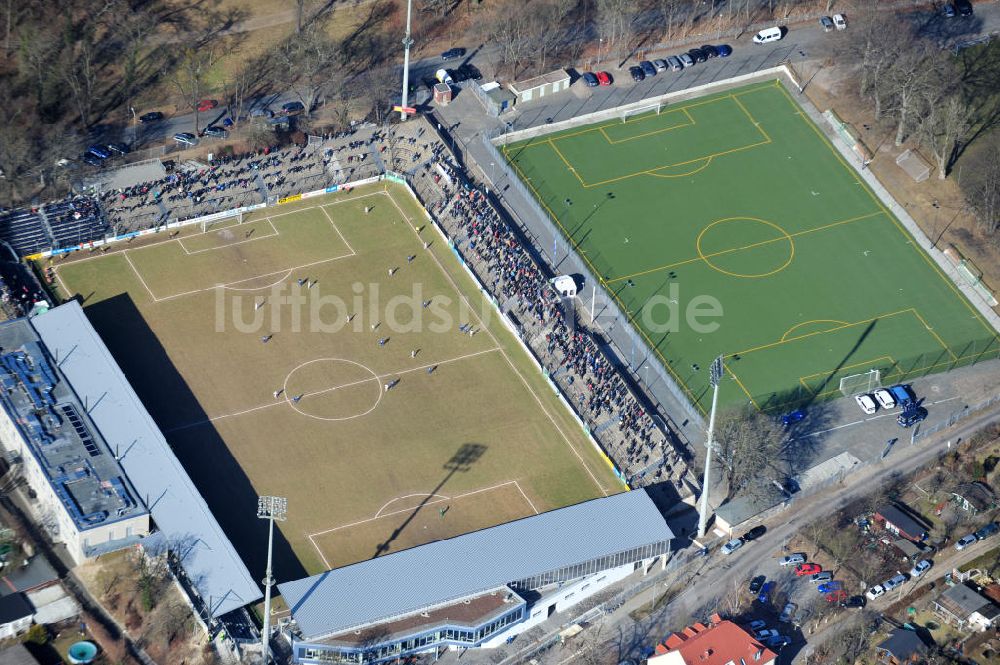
[201,210,244,233]
[622,102,663,123]
[839,369,881,397]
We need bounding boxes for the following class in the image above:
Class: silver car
[666,55,683,71]
[652,59,668,72]
[172,132,199,146]
[678,53,694,67]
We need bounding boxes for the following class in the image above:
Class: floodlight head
[257,495,288,521]
[709,355,724,387]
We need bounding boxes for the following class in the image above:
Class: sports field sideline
[503,80,999,414]
[50,182,622,576]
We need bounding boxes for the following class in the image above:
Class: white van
[753,27,784,44]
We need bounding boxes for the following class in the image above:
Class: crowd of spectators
[0,260,47,321]
[404,129,689,488]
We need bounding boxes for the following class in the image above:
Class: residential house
[932,583,1000,631]
[875,628,929,665]
[875,505,929,542]
[647,615,777,665]
[951,482,995,515]
[0,593,33,639]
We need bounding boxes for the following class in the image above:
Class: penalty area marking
[177,217,280,255]
[306,479,538,569]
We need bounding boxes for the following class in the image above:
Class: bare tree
[278,24,341,117]
[62,36,99,127]
[886,40,942,146]
[595,0,634,63]
[964,147,1000,237]
[655,0,683,42]
[716,404,784,498]
[170,46,218,134]
[919,94,971,180]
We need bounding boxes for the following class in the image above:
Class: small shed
[933,583,1000,631]
[433,83,453,106]
[475,81,516,117]
[875,504,928,542]
[508,69,571,104]
[951,481,996,514]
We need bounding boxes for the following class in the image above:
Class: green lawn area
[504,80,999,414]
[50,183,622,574]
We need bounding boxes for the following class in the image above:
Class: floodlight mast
[258,496,287,664]
[697,356,724,539]
[400,0,414,121]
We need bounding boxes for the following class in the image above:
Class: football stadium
[502,79,1000,414]
[51,181,624,580]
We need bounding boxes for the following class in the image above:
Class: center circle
[283,358,383,421]
[696,217,794,278]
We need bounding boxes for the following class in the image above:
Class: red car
[794,563,821,576]
[596,71,612,86]
[197,99,218,112]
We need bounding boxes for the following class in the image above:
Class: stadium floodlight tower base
[839,369,881,397]
[622,102,663,122]
[257,495,287,665]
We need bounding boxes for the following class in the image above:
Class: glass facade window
[510,540,669,591]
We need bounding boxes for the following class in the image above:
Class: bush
[23,623,47,645]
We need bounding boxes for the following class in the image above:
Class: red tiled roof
[654,620,776,665]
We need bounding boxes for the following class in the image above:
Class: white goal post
[622,102,663,122]
[839,369,882,397]
[201,210,244,233]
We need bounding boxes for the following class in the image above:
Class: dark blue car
[781,409,806,427]
[87,145,111,160]
[581,72,599,87]
[639,60,657,77]
[758,581,776,604]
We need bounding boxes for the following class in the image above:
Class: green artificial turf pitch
[503,80,999,414]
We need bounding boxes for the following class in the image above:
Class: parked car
[441,47,465,60]
[781,409,806,427]
[975,522,999,540]
[779,603,796,623]
[196,99,218,112]
[795,563,821,576]
[833,14,847,29]
[884,574,908,591]
[106,142,129,155]
[652,59,668,72]
[678,53,695,68]
[842,595,866,608]
[758,581,775,604]
[819,16,835,32]
[942,3,957,17]
[747,619,768,632]
[766,635,790,649]
[898,406,928,428]
[955,0,973,16]
[717,44,733,57]
[596,71,612,86]
[742,525,767,542]
[629,66,645,82]
[780,553,806,566]
[203,126,227,138]
[87,145,111,160]
[748,575,766,594]
[639,60,657,77]
[955,533,978,550]
[865,584,885,600]
[811,571,833,584]
[754,628,779,640]
[721,538,743,555]
[666,56,683,71]
[855,393,878,415]
[817,581,844,594]
[873,388,896,409]
[250,107,274,118]
[281,101,306,116]
[701,44,719,58]
[81,153,104,167]
[458,64,482,81]
[909,559,932,578]
[889,384,914,406]
[139,111,164,123]
[172,132,198,146]
[581,72,599,87]
[688,48,707,63]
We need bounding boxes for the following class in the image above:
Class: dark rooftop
[319,587,525,648]
[0,593,32,624]
[0,319,146,532]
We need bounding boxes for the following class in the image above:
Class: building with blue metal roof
[279,490,673,664]
[26,301,260,618]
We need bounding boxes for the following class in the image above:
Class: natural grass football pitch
[51,182,622,575]
[503,79,999,414]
